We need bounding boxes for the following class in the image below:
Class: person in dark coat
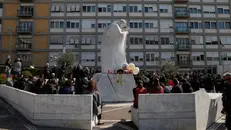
[180,78,194,93]
[171,78,183,93]
[222,72,231,130]
[74,64,85,94]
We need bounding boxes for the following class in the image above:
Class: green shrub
[0,74,7,84]
[22,71,32,78]
[23,68,41,76]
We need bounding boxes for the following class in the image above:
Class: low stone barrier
[131,89,223,130]
[93,73,136,102]
[0,85,94,130]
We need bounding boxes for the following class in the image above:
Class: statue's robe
[101,22,128,73]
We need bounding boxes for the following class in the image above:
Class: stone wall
[132,89,223,130]
[0,85,93,130]
[93,73,136,102]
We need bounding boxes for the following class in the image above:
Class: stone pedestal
[93,73,136,102]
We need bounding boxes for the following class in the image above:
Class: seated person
[87,79,104,125]
[148,78,164,94]
[133,80,147,108]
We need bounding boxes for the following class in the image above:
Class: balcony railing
[175,27,190,34]
[16,43,32,51]
[22,61,32,67]
[175,11,190,18]
[17,10,33,17]
[16,26,32,33]
[176,44,191,50]
[174,0,188,3]
[176,60,192,66]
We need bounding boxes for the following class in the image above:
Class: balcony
[16,38,32,51]
[17,10,33,17]
[175,11,189,18]
[174,0,188,3]
[175,27,190,34]
[176,60,192,67]
[176,44,191,50]
[22,61,33,67]
[16,26,32,34]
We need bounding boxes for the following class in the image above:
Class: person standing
[5,58,11,79]
[171,78,183,93]
[13,58,22,76]
[222,72,231,130]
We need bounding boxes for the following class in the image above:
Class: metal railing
[16,26,33,33]
[175,11,189,17]
[17,10,33,17]
[175,27,190,33]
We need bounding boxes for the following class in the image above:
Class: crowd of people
[3,58,231,129]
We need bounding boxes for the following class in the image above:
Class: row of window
[51,4,231,14]
[50,21,157,29]
[49,35,231,45]
[67,54,231,62]
[190,21,231,29]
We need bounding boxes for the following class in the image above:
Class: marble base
[93,73,136,102]
[131,89,223,130]
[0,85,94,130]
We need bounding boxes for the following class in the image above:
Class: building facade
[1,0,231,73]
[0,0,50,67]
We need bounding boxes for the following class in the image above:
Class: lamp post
[8,27,12,59]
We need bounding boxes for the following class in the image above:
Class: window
[190,22,202,29]
[98,4,111,12]
[129,5,142,12]
[113,4,127,12]
[51,5,64,12]
[218,8,223,14]
[67,4,80,12]
[146,53,158,62]
[159,5,169,13]
[82,5,96,12]
[129,22,143,28]
[219,22,225,29]
[144,23,153,28]
[66,21,80,28]
[81,35,95,45]
[130,36,143,45]
[130,53,144,62]
[204,22,210,29]
[189,8,201,14]
[225,22,231,29]
[193,55,204,61]
[224,9,229,14]
[211,22,217,29]
[0,3,2,9]
[144,5,156,13]
[50,35,64,45]
[50,21,64,28]
[145,36,158,45]
[160,37,170,45]
[175,22,188,28]
[66,35,80,45]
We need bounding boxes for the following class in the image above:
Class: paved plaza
[0,98,226,130]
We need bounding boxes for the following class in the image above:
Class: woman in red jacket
[133,80,147,108]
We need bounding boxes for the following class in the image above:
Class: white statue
[101,19,129,73]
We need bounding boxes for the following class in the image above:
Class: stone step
[207,116,226,130]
